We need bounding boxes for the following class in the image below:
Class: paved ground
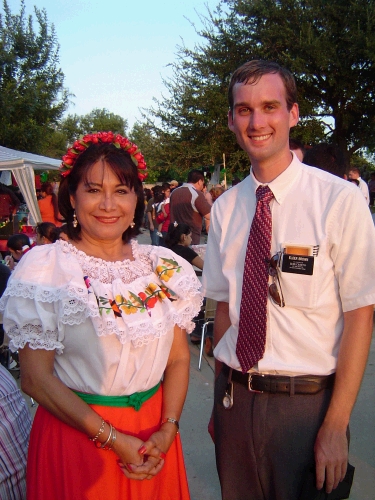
[15,230,375,499]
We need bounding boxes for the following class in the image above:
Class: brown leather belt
[222,364,335,395]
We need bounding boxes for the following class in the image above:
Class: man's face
[228,73,299,171]
[348,170,359,180]
[196,179,204,191]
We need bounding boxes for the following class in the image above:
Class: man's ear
[289,103,299,129]
[228,109,235,132]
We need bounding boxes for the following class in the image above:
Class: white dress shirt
[358,177,370,205]
[202,155,375,375]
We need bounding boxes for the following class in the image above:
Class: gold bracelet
[96,422,113,449]
[107,426,117,451]
[89,418,105,442]
[161,417,179,433]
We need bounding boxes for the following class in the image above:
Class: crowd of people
[0,59,374,500]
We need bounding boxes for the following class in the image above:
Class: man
[304,142,347,178]
[170,169,211,244]
[202,60,375,500]
[348,166,370,204]
[368,172,375,207]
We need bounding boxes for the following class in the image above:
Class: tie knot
[256,185,274,204]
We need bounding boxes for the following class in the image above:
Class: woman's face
[181,232,192,247]
[70,161,137,244]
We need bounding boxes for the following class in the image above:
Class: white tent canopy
[0,145,61,224]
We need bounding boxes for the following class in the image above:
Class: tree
[0,0,69,153]
[149,0,375,172]
[59,108,128,145]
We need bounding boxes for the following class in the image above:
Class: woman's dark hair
[58,142,145,243]
[36,222,59,243]
[7,233,30,251]
[165,222,191,248]
[41,182,60,222]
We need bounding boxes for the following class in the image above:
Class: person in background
[0,364,32,500]
[348,167,370,204]
[165,222,204,270]
[35,222,59,245]
[209,186,225,203]
[143,188,152,229]
[289,137,305,162]
[5,234,32,270]
[170,169,211,245]
[0,183,20,223]
[169,180,179,192]
[202,183,213,206]
[368,172,375,207]
[304,143,347,179]
[2,131,201,500]
[146,185,163,246]
[156,183,171,245]
[38,182,62,226]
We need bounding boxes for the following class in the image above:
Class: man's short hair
[348,166,360,176]
[303,143,347,178]
[228,60,297,112]
[187,169,205,184]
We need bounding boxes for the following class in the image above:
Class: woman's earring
[130,219,135,229]
[73,210,78,228]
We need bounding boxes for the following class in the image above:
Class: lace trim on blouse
[1,239,203,350]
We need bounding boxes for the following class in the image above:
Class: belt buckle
[248,373,264,393]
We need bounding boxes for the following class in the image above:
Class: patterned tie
[236,185,274,373]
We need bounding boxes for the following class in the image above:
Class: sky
[6,0,219,130]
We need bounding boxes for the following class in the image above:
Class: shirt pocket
[278,265,318,310]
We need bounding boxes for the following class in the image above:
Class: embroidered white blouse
[1,240,202,395]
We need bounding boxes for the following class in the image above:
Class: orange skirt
[27,386,190,500]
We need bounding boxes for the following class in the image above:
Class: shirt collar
[249,152,302,205]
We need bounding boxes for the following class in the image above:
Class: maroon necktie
[236,185,274,373]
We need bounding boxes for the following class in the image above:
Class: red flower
[138,292,147,301]
[147,296,158,309]
[126,145,137,155]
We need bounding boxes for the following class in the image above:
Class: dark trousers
[214,369,337,500]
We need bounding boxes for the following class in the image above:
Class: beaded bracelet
[89,418,106,442]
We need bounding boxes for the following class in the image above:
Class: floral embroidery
[83,276,92,293]
[155,257,181,282]
[97,283,176,318]
[89,256,181,319]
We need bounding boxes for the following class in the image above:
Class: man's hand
[314,421,348,492]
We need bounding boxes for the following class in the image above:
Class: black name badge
[281,254,314,275]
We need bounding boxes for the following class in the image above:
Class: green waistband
[73,382,160,411]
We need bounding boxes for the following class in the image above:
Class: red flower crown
[60,131,147,182]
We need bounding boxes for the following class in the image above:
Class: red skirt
[27,386,190,500]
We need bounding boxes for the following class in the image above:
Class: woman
[5,234,32,270]
[146,185,164,246]
[165,222,204,270]
[35,222,59,245]
[37,182,62,226]
[1,132,202,499]
[156,182,171,245]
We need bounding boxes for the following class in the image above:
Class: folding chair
[198,298,217,370]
